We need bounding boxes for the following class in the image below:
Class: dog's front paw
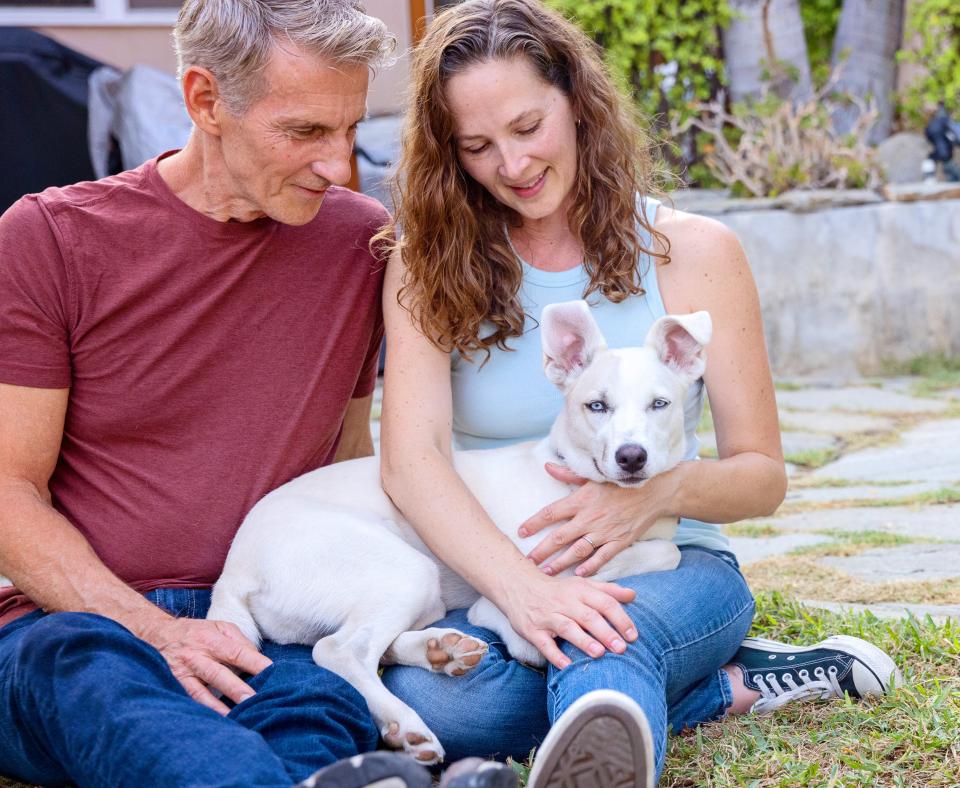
[505,636,546,668]
[426,631,488,677]
[382,720,445,764]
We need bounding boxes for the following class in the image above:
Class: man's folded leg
[0,611,364,787]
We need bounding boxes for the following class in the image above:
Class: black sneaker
[731,635,902,715]
[297,751,431,788]
[439,757,518,788]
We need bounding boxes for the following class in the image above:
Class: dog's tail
[208,575,262,648]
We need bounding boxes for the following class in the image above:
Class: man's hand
[138,616,273,715]
[518,462,676,577]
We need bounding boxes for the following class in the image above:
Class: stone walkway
[707,377,960,622]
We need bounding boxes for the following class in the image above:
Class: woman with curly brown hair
[376,1,899,784]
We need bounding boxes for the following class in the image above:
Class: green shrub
[544,0,730,129]
[800,0,843,87]
[898,0,960,128]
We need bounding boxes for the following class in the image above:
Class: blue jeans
[382,546,754,779]
[0,588,378,788]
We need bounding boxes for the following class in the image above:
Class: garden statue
[924,101,960,182]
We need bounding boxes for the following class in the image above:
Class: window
[0,0,181,26]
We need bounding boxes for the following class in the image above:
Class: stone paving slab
[776,386,950,414]
[728,533,833,566]
[809,419,960,483]
[780,432,841,456]
[778,411,896,434]
[759,504,960,541]
[802,598,960,623]
[783,481,943,506]
[820,544,960,582]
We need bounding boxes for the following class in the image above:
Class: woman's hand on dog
[139,615,273,715]
[519,462,677,577]
[501,569,638,669]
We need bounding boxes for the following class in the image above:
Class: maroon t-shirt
[0,153,387,627]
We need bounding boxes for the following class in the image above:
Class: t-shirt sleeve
[0,196,72,388]
[349,202,390,400]
[352,311,384,400]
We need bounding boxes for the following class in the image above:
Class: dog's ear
[646,311,712,383]
[541,301,607,389]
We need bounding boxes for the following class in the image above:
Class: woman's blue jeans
[382,545,755,779]
[0,588,378,788]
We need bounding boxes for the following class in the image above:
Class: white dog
[208,300,711,763]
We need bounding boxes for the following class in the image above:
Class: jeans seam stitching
[659,596,755,660]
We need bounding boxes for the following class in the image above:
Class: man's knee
[13,612,159,670]
[251,659,367,707]
[238,660,379,748]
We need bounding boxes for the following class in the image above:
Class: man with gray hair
[0,2,499,786]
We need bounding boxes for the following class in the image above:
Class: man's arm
[0,382,271,714]
[333,393,375,462]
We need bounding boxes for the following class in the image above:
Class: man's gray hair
[173,0,396,114]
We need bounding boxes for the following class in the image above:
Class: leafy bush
[898,0,960,128]
[800,0,843,87]
[674,79,884,197]
[544,0,730,128]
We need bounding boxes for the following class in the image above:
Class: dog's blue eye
[586,400,608,413]
[652,398,670,410]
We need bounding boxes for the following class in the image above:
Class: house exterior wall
[33,0,412,116]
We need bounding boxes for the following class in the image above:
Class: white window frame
[0,0,179,27]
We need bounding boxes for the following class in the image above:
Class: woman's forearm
[380,447,543,608]
[663,452,787,524]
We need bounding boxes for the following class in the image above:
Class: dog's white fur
[208,300,711,763]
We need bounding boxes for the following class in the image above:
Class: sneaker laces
[749,665,843,714]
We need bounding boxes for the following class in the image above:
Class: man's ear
[645,311,712,383]
[181,66,224,136]
[541,300,606,389]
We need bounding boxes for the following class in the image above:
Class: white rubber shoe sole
[526,689,656,788]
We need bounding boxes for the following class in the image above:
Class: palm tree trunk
[830,0,905,143]
[723,0,813,103]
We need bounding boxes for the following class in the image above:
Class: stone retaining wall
[691,197,960,378]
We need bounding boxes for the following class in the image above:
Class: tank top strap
[637,196,666,318]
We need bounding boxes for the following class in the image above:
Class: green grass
[869,487,960,508]
[507,592,960,785]
[774,381,804,392]
[788,529,916,557]
[783,446,842,468]
[661,593,960,786]
[879,354,960,398]
[777,486,960,515]
[723,522,782,538]
[790,477,919,490]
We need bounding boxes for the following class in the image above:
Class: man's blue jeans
[382,545,755,779]
[0,588,378,787]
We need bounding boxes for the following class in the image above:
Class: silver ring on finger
[581,535,598,551]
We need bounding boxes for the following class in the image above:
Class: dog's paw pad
[382,722,444,764]
[439,633,489,677]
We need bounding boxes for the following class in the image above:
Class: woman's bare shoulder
[652,204,752,314]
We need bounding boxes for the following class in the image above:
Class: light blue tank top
[450,198,729,552]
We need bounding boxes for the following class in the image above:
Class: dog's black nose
[615,443,647,473]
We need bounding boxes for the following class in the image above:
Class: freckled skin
[444,57,579,233]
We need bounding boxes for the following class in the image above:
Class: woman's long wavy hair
[381,0,670,358]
